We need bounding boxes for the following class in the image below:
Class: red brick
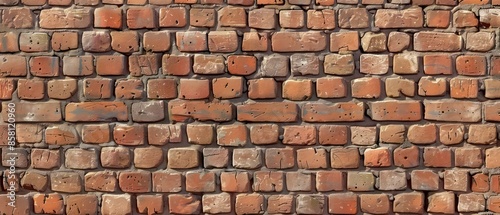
[319,125,348,145]
[96,55,127,75]
[428,192,455,214]
[45,125,78,145]
[0,32,19,53]
[113,124,145,146]
[379,124,404,144]
[19,32,49,52]
[454,10,478,27]
[424,100,481,122]
[393,53,419,74]
[16,124,43,143]
[129,54,160,76]
[286,172,312,191]
[81,124,110,144]
[134,147,163,168]
[423,55,452,75]
[328,193,357,214]
[467,31,495,52]
[330,31,359,52]
[190,8,215,27]
[152,171,181,192]
[296,148,327,169]
[203,148,228,168]
[331,148,360,169]
[418,77,447,96]
[126,7,155,29]
[208,31,238,53]
[212,77,243,99]
[253,171,283,192]
[242,32,268,52]
[193,54,225,74]
[221,172,250,192]
[136,195,164,215]
[489,196,500,213]
[115,79,143,100]
[186,171,216,193]
[159,7,187,27]
[102,194,132,215]
[217,124,247,147]
[66,195,98,215]
[249,124,278,145]
[283,80,312,101]
[444,170,468,192]
[291,54,319,76]
[458,193,485,212]
[168,148,199,169]
[94,7,122,29]
[347,172,375,191]
[423,147,452,167]
[65,148,98,169]
[439,124,464,145]
[393,193,424,213]
[187,124,214,145]
[426,10,451,28]
[17,79,44,100]
[480,9,500,28]
[33,193,64,214]
[169,100,233,122]
[218,7,247,27]
[302,102,364,122]
[176,32,207,52]
[272,32,327,52]
[237,102,297,122]
[280,10,305,28]
[351,77,381,98]
[249,8,276,29]
[414,32,462,51]
[39,8,91,29]
[456,55,486,76]
[162,55,191,76]
[50,172,82,193]
[31,149,60,169]
[47,79,77,99]
[407,124,436,144]
[486,147,500,168]
[233,148,262,169]
[359,54,389,75]
[411,170,439,191]
[248,78,277,99]
[468,124,497,145]
[369,100,422,121]
[62,56,94,76]
[360,194,390,214]
[316,171,343,191]
[379,171,406,190]
[296,195,325,214]
[83,78,112,100]
[66,102,128,122]
[100,147,131,169]
[338,8,369,28]
[235,194,264,214]
[472,173,489,192]
[375,8,424,28]
[282,125,316,145]
[227,55,257,76]
[385,77,415,97]
[51,32,78,51]
[30,56,59,77]
[202,193,231,214]
[268,195,293,214]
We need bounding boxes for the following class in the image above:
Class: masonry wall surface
[0,0,499,214]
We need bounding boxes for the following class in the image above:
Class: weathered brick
[375,7,424,28]
[272,32,327,52]
[39,8,92,29]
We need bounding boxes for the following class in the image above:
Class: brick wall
[0,0,499,214]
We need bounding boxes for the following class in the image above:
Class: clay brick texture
[0,0,500,214]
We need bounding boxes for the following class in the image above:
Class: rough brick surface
[1,1,499,214]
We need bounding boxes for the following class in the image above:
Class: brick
[331,148,360,169]
[361,32,386,52]
[102,194,132,215]
[17,124,43,143]
[147,79,177,99]
[328,193,357,214]
[249,8,276,29]
[162,55,191,76]
[242,32,268,52]
[63,56,94,76]
[186,171,216,193]
[29,56,59,77]
[96,55,127,75]
[424,100,481,122]
[238,102,297,122]
[2,8,34,28]
[218,7,246,27]
[468,124,497,145]
[268,195,293,214]
[444,170,468,192]
[303,102,364,122]
[458,194,485,212]
[221,172,250,192]
[424,147,452,167]
[113,124,145,146]
[485,102,500,122]
[364,148,391,167]
[128,54,160,76]
[330,31,359,52]
[418,77,447,96]
[387,32,410,52]
[228,0,253,4]
[426,10,450,28]
[51,32,78,51]
[253,171,283,192]
[176,32,207,52]
[31,149,60,169]
[316,171,343,191]
[152,171,181,192]
[193,54,225,74]
[136,195,163,215]
[85,171,118,192]
[101,147,131,168]
[456,55,486,76]
[235,194,264,214]
[217,124,247,147]
[360,194,389,214]
[265,148,295,169]
[439,124,464,145]
[428,192,455,214]
[2,102,61,122]
[45,125,78,145]
[66,195,98,215]
[94,7,122,29]
[159,7,187,27]
[126,7,155,29]
[66,102,128,122]
[296,195,325,214]
[134,147,164,168]
[393,53,419,74]
[115,78,144,100]
[379,125,404,144]
[282,125,316,145]
[324,54,355,75]
[386,77,415,98]
[297,148,327,169]
[208,31,238,53]
[407,124,436,144]
[411,170,439,191]
[272,31,327,52]
[227,55,257,75]
[280,10,304,28]
[489,196,500,212]
[369,100,421,121]
[169,100,233,122]
[338,8,369,28]
[350,126,376,146]
[17,79,44,100]
[39,8,91,29]
[472,173,489,192]
[168,148,199,169]
[316,77,346,99]
[65,148,98,169]
[307,10,335,29]
[291,54,319,76]
[250,124,278,145]
[486,147,500,168]
[83,78,112,100]
[351,77,381,98]
[202,193,231,214]
[423,55,452,75]
[467,32,495,52]
[118,171,151,193]
[50,172,82,193]
[212,77,243,99]
[187,124,214,145]
[286,172,312,191]
[203,148,228,168]
[379,170,406,191]
[318,125,348,146]
[393,192,424,213]
[233,148,262,169]
[283,80,312,101]
[190,8,215,27]
[414,32,462,51]
[480,9,500,28]
[375,8,424,28]
[360,54,389,75]
[81,124,110,144]
[347,172,375,191]
[454,10,478,27]
[19,32,49,52]
[47,79,77,99]
[0,32,19,53]
[33,193,64,214]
